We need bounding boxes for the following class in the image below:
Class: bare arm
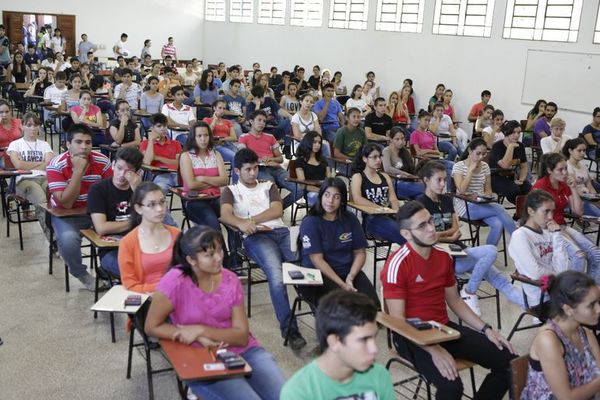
[90,213,130,236]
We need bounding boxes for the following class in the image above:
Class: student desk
[15,82,31,92]
[80,229,120,301]
[0,169,32,218]
[326,155,352,177]
[347,201,396,215]
[90,284,150,343]
[160,339,252,398]
[39,203,88,292]
[169,188,219,229]
[390,173,420,182]
[376,312,460,346]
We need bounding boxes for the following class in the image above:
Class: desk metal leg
[48,229,53,275]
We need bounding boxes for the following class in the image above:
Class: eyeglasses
[141,199,167,209]
[409,218,435,231]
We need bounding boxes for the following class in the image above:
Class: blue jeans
[564,226,600,284]
[584,201,600,217]
[186,198,221,231]
[100,250,120,277]
[438,140,458,161]
[243,227,298,336]
[456,245,525,309]
[187,346,285,400]
[322,123,341,143]
[465,202,516,246]
[216,142,237,183]
[365,215,405,245]
[51,215,92,278]
[257,166,302,209]
[153,172,177,193]
[394,180,425,199]
[307,192,318,208]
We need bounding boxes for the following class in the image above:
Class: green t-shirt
[281,360,395,400]
[334,126,367,158]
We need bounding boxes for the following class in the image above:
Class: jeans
[100,250,120,277]
[216,142,237,183]
[257,166,302,210]
[187,346,285,400]
[393,321,515,400]
[583,201,600,218]
[243,227,298,336]
[322,123,341,143]
[51,215,92,278]
[365,215,406,245]
[456,245,525,309]
[265,117,291,141]
[153,172,177,193]
[438,140,458,161]
[186,198,221,231]
[465,202,516,246]
[564,226,600,284]
[490,176,532,205]
[394,180,425,199]
[307,192,318,208]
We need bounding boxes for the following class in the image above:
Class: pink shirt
[140,244,174,289]
[183,150,221,197]
[410,129,436,150]
[203,117,233,139]
[239,132,278,159]
[157,268,260,355]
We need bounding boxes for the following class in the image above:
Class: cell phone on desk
[288,270,305,280]
[124,294,142,307]
[449,244,463,252]
[216,350,246,369]
[406,317,433,331]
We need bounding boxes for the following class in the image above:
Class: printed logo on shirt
[339,232,352,243]
[334,391,379,400]
[415,274,424,283]
[364,187,389,205]
[302,234,311,249]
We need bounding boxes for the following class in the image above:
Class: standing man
[77,34,97,64]
[467,90,492,123]
[0,25,10,70]
[47,124,112,290]
[113,33,130,58]
[314,83,345,143]
[161,37,177,62]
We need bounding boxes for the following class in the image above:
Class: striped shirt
[451,160,490,216]
[47,151,112,208]
[162,44,177,58]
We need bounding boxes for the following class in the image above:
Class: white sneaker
[532,316,542,325]
[460,288,481,316]
[187,388,198,400]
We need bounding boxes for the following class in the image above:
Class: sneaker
[77,272,96,291]
[186,388,198,400]
[287,330,307,351]
[532,316,543,325]
[460,288,481,316]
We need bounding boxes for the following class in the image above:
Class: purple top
[533,118,550,145]
[157,267,260,354]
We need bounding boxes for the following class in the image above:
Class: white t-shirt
[6,138,53,181]
[43,84,68,105]
[540,135,569,154]
[345,98,367,112]
[50,36,65,53]
[291,112,318,134]
[41,59,57,70]
[113,40,130,57]
[161,103,195,125]
[432,114,454,142]
[483,126,505,143]
[567,161,591,194]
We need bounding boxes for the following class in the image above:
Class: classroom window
[258,0,286,24]
[504,0,583,42]
[329,0,370,30]
[376,0,425,33]
[290,0,323,27]
[596,4,600,43]
[230,0,254,23]
[205,0,226,21]
[432,0,495,37]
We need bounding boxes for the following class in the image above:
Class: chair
[126,300,174,400]
[286,158,311,225]
[455,275,501,329]
[509,355,529,400]
[507,272,546,340]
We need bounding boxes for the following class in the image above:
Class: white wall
[5,0,205,60]
[201,0,600,134]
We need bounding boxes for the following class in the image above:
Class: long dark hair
[199,69,215,91]
[309,177,350,220]
[547,270,597,319]
[12,52,26,73]
[520,189,554,226]
[528,99,546,117]
[388,126,415,174]
[350,84,362,100]
[296,131,324,163]
[352,143,382,175]
[171,225,226,285]
[501,120,520,137]
[185,121,215,153]
[459,138,487,161]
[130,182,164,229]
[562,138,586,160]
[538,152,566,179]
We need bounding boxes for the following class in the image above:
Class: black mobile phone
[288,270,304,280]
[124,294,142,306]
[216,351,246,369]
[406,317,433,331]
[449,244,463,252]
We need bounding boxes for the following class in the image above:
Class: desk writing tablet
[376,312,460,346]
[435,243,468,257]
[282,263,324,286]
[347,202,396,215]
[39,203,88,218]
[90,285,150,314]
[80,229,121,249]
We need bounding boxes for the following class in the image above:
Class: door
[56,14,75,56]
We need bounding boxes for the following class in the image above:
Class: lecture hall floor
[0,207,537,399]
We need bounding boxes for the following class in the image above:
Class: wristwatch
[480,323,492,334]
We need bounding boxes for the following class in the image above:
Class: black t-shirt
[291,78,310,94]
[488,140,527,177]
[296,157,327,181]
[268,74,282,88]
[109,118,137,144]
[364,112,393,135]
[416,194,454,232]
[307,76,320,90]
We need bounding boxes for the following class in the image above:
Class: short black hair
[120,68,132,77]
[230,78,241,87]
[373,97,386,106]
[546,101,558,110]
[316,291,377,352]
[234,148,259,170]
[121,33,128,38]
[115,147,144,170]
[249,109,267,121]
[170,85,184,96]
[396,201,426,230]
[228,65,240,73]
[66,123,93,143]
[481,90,491,97]
[151,112,167,126]
[251,85,265,98]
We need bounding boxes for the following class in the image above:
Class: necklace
[24,139,38,152]
[140,226,163,251]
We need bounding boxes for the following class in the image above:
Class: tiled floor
[0,206,539,399]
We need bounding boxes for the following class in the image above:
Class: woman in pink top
[442,89,456,121]
[145,226,285,400]
[0,100,22,168]
[202,99,237,176]
[180,121,228,231]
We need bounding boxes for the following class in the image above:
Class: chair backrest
[133,299,152,345]
[509,355,529,400]
[287,158,298,179]
[515,195,526,221]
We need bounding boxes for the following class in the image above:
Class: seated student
[582,106,600,159]
[180,62,197,87]
[23,44,40,67]
[467,89,491,123]
[295,131,331,208]
[428,83,445,112]
[298,178,379,308]
[345,85,371,117]
[202,99,238,171]
[180,121,228,231]
[140,113,182,193]
[532,153,600,283]
[5,51,31,83]
[140,76,165,114]
[143,63,163,86]
[118,182,180,292]
[24,67,52,98]
[417,161,524,315]
[350,143,405,245]
[386,90,409,128]
[279,82,300,116]
[525,99,547,133]
[332,71,347,96]
[314,83,345,143]
[222,78,246,138]
[246,85,290,141]
[364,97,393,141]
[221,65,246,97]
[70,90,107,147]
[63,57,81,80]
[43,70,68,110]
[482,109,505,148]
[114,68,142,110]
[145,226,286,400]
[382,127,424,199]
[251,72,276,100]
[488,120,532,205]
[111,56,127,84]
[306,65,320,91]
[291,93,322,141]
[192,69,219,106]
[46,124,112,290]
[162,85,196,141]
[540,117,568,154]
[7,112,54,207]
[429,102,459,160]
[281,291,394,400]
[474,104,494,137]
[333,107,367,160]
[108,100,141,148]
[382,201,516,400]
[564,138,600,216]
[219,148,307,350]
[521,270,600,399]
[274,71,291,100]
[158,67,180,97]
[291,67,310,95]
[533,101,557,145]
[238,110,301,209]
[63,73,83,110]
[87,147,144,277]
[0,100,23,168]
[452,139,517,246]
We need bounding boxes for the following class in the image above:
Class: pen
[209,346,216,362]
[429,321,453,335]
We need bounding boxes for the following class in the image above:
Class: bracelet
[480,323,492,334]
